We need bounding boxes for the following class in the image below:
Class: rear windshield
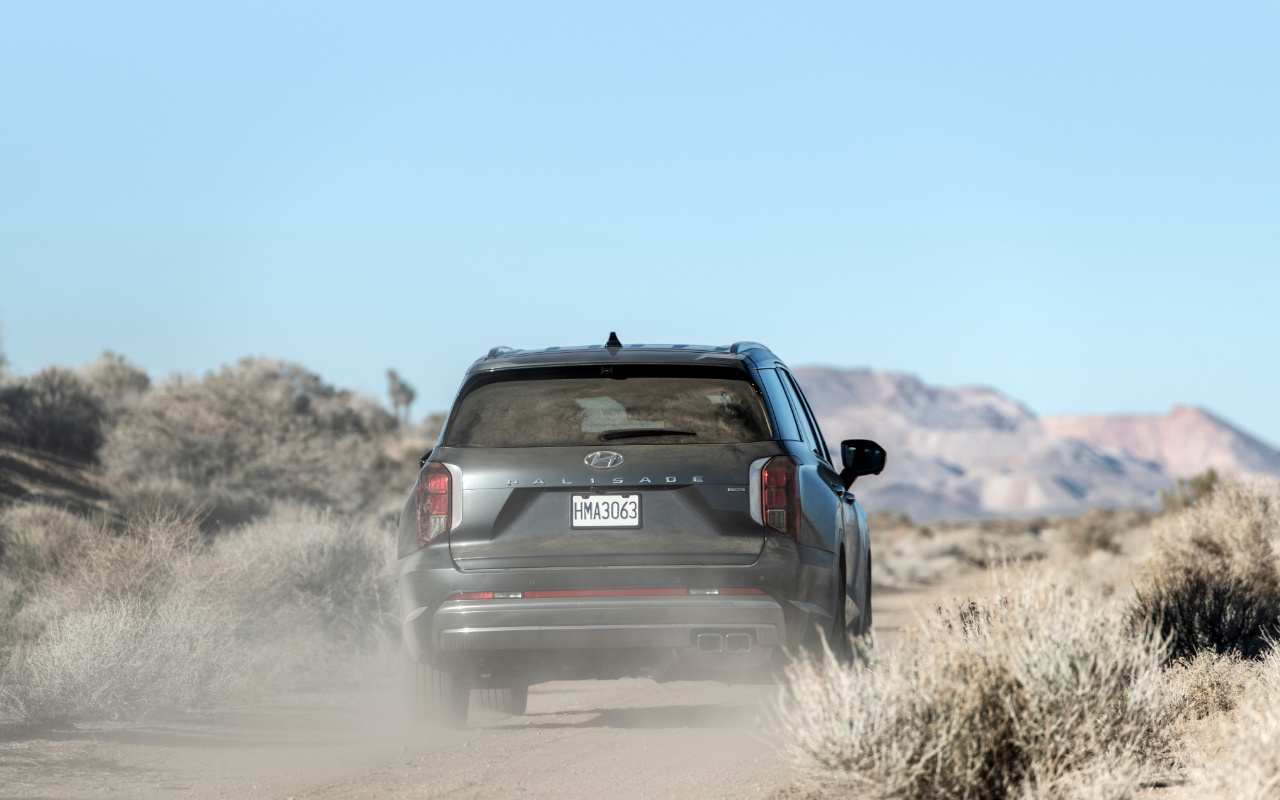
[444,368,772,447]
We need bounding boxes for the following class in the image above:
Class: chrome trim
[583,450,625,469]
[442,461,464,530]
[748,456,769,526]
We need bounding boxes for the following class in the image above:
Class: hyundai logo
[584,451,625,469]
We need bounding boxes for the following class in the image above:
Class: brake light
[759,456,799,539]
[416,462,457,549]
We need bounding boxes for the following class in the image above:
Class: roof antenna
[605,331,623,348]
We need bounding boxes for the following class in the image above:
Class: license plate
[571,494,641,528]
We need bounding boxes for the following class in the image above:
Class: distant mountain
[1042,406,1280,481]
[792,367,1280,522]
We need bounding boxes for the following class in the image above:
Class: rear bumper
[398,535,837,672]
[433,595,785,651]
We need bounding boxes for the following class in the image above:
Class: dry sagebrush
[0,503,396,721]
[779,574,1178,800]
[1130,478,1280,663]
[103,358,399,529]
[3,598,244,721]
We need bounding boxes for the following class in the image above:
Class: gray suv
[397,335,886,725]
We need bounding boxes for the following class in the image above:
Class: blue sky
[2,2,1277,443]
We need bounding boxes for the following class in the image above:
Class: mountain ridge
[792,366,1280,521]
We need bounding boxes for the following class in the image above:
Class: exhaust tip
[724,633,752,653]
[696,633,724,653]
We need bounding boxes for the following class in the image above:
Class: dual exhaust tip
[696,632,752,653]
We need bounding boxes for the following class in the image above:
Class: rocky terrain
[794,367,1280,520]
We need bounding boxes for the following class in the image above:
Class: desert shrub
[103,357,398,529]
[200,505,397,655]
[81,350,150,424]
[1,597,244,721]
[1057,508,1148,557]
[0,503,100,582]
[1162,650,1254,719]
[1159,467,1219,512]
[66,505,203,605]
[1133,570,1280,662]
[0,502,396,721]
[779,575,1176,800]
[1130,478,1280,663]
[0,367,106,461]
[0,504,204,661]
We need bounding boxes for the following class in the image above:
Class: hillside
[793,367,1280,521]
[0,441,115,515]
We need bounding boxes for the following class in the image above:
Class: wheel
[410,657,470,727]
[474,685,529,716]
[829,571,853,664]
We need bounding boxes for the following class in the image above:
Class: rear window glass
[444,370,771,447]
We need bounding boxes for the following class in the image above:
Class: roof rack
[728,341,768,355]
[486,346,517,359]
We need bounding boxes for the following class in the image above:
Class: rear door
[439,365,783,570]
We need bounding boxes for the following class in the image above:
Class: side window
[775,370,817,453]
[754,369,801,441]
[780,369,832,464]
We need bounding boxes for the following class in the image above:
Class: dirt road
[0,577,976,800]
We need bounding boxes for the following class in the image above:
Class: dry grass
[1188,651,1280,800]
[782,478,1280,800]
[1056,508,1152,558]
[868,517,1051,588]
[779,571,1178,800]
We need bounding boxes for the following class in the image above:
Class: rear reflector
[446,587,766,601]
[525,588,687,598]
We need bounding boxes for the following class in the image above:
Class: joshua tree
[386,369,416,424]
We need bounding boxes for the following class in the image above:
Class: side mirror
[840,439,886,488]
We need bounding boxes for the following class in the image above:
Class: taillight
[416,462,459,549]
[752,456,799,539]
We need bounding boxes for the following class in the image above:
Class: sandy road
[1,679,783,800]
[0,578,975,800]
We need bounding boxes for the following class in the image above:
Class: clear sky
[2,2,1277,442]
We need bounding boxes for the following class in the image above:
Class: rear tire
[830,575,853,664]
[475,685,529,716]
[411,658,470,728]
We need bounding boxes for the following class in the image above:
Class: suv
[397,335,886,725]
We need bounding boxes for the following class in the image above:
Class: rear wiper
[600,429,698,440]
